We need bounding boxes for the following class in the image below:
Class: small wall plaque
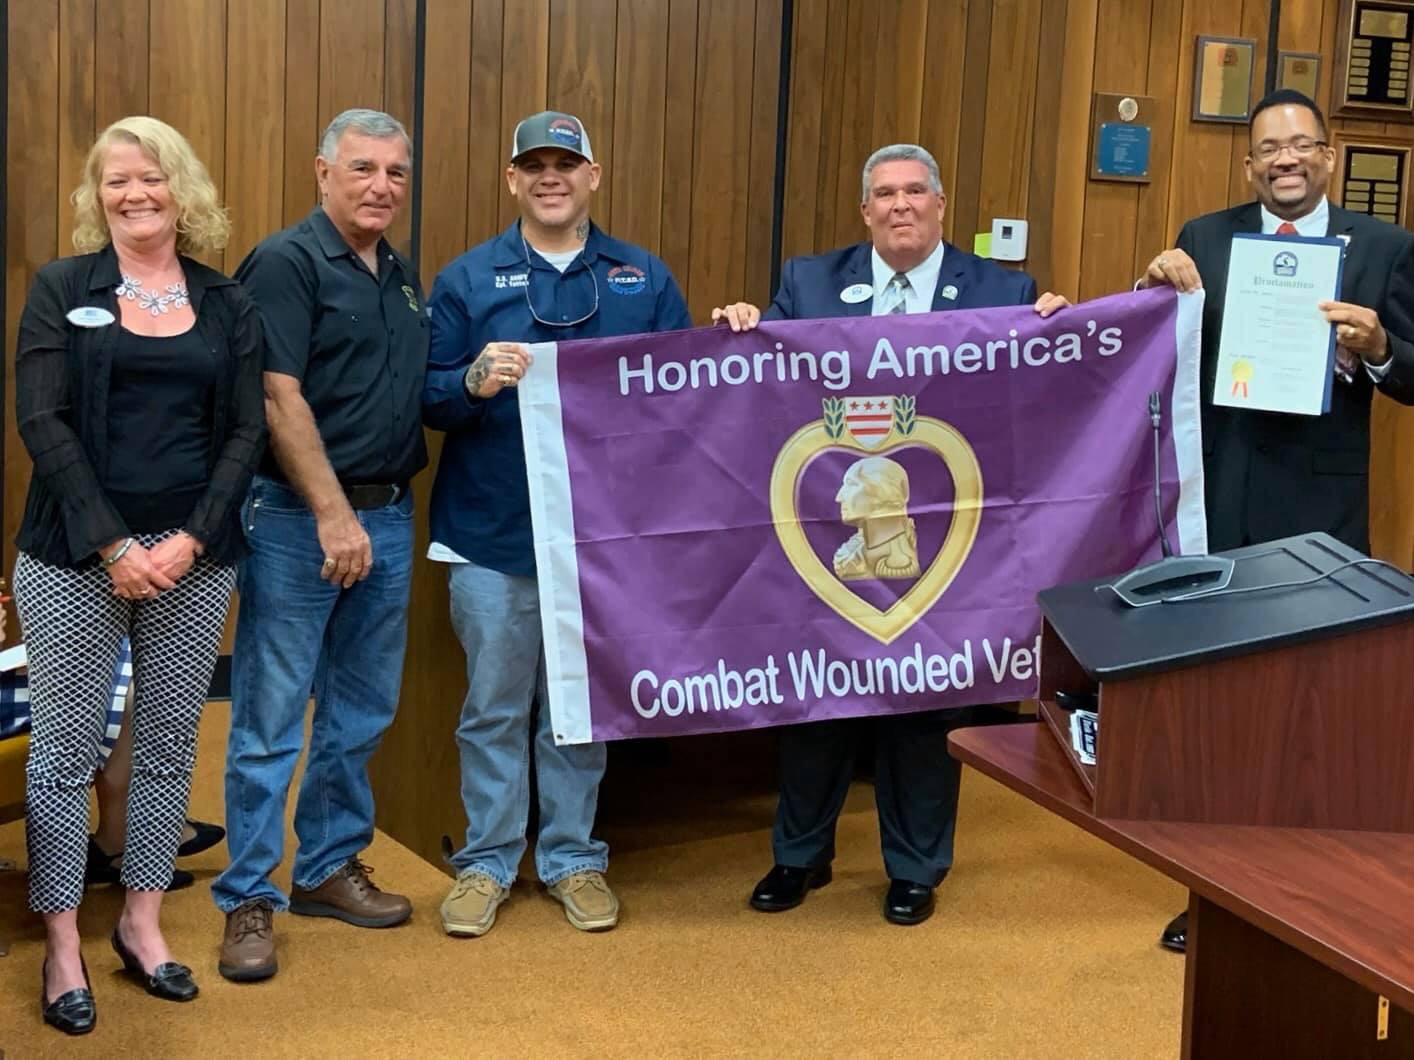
[1334,0,1414,121]
[1193,36,1256,123]
[1089,93,1157,184]
[1276,51,1322,98]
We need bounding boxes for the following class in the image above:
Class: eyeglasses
[520,232,600,328]
[1251,138,1328,163]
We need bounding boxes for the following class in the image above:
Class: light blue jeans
[212,476,414,912]
[447,560,608,887]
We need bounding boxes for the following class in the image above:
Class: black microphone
[1149,391,1173,558]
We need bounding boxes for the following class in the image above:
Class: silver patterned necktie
[884,271,911,314]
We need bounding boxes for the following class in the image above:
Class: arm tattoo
[465,356,492,397]
[575,219,590,241]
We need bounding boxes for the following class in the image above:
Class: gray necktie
[884,271,911,314]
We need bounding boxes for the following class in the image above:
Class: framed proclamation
[1332,133,1411,228]
[1334,0,1414,121]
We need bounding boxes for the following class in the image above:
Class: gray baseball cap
[509,111,595,163]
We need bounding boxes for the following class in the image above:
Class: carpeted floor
[0,704,1185,1057]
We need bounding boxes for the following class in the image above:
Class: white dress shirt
[870,241,945,316]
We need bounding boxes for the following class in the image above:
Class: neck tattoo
[575,219,590,241]
[116,273,189,316]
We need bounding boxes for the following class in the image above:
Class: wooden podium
[1033,532,1414,833]
[951,532,1414,1057]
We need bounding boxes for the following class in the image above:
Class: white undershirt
[537,247,581,273]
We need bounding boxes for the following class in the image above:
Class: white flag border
[1171,289,1209,555]
[520,341,594,745]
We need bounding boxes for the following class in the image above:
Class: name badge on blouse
[66,306,116,328]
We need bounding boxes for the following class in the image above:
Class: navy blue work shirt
[237,207,429,487]
[424,220,692,577]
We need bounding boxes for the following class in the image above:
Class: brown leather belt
[343,483,404,510]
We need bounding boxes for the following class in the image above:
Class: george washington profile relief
[831,456,921,581]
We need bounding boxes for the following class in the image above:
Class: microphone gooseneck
[1149,392,1172,558]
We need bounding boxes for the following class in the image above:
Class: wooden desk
[950,722,1414,1059]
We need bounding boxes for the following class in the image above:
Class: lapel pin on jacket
[840,283,873,304]
[940,284,959,301]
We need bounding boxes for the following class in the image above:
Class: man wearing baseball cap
[422,111,691,937]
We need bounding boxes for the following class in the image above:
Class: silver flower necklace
[115,272,189,317]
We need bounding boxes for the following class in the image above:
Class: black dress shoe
[884,879,936,925]
[111,929,199,1002]
[176,819,225,858]
[41,957,96,1035]
[84,838,194,892]
[749,864,832,912]
[1160,911,1187,953]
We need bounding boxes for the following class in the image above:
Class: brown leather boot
[289,858,412,928]
[219,899,277,982]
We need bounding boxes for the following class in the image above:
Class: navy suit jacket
[762,240,1037,322]
[1179,202,1414,552]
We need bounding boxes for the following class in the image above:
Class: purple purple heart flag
[522,288,1204,744]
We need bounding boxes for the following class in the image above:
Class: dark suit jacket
[1179,202,1414,552]
[762,240,1037,322]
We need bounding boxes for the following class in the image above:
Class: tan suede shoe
[289,858,412,928]
[440,869,510,937]
[219,899,277,982]
[547,871,620,932]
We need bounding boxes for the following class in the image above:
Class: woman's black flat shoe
[84,838,194,891]
[111,929,199,1002]
[175,818,225,858]
[41,957,97,1035]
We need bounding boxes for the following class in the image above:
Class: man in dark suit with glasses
[422,111,691,939]
[1138,88,1414,954]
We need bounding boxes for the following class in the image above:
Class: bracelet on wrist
[102,537,135,568]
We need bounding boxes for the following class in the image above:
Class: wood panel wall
[5,0,1413,867]
[782,0,1278,299]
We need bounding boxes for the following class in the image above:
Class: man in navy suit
[714,143,1069,925]
[1138,89,1414,954]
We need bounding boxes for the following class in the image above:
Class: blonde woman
[13,116,265,1033]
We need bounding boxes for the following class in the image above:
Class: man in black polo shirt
[213,108,428,982]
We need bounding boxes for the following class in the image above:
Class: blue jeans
[447,560,608,887]
[212,476,414,912]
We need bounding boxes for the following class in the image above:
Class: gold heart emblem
[769,398,983,645]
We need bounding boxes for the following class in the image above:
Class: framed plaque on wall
[1193,36,1257,123]
[1333,0,1414,121]
[1276,52,1322,98]
[1332,133,1411,228]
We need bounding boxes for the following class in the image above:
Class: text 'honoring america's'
[617,320,1127,395]
[520,287,1206,745]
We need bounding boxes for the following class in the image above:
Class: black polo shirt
[236,207,428,486]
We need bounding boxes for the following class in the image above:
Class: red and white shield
[843,396,894,449]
